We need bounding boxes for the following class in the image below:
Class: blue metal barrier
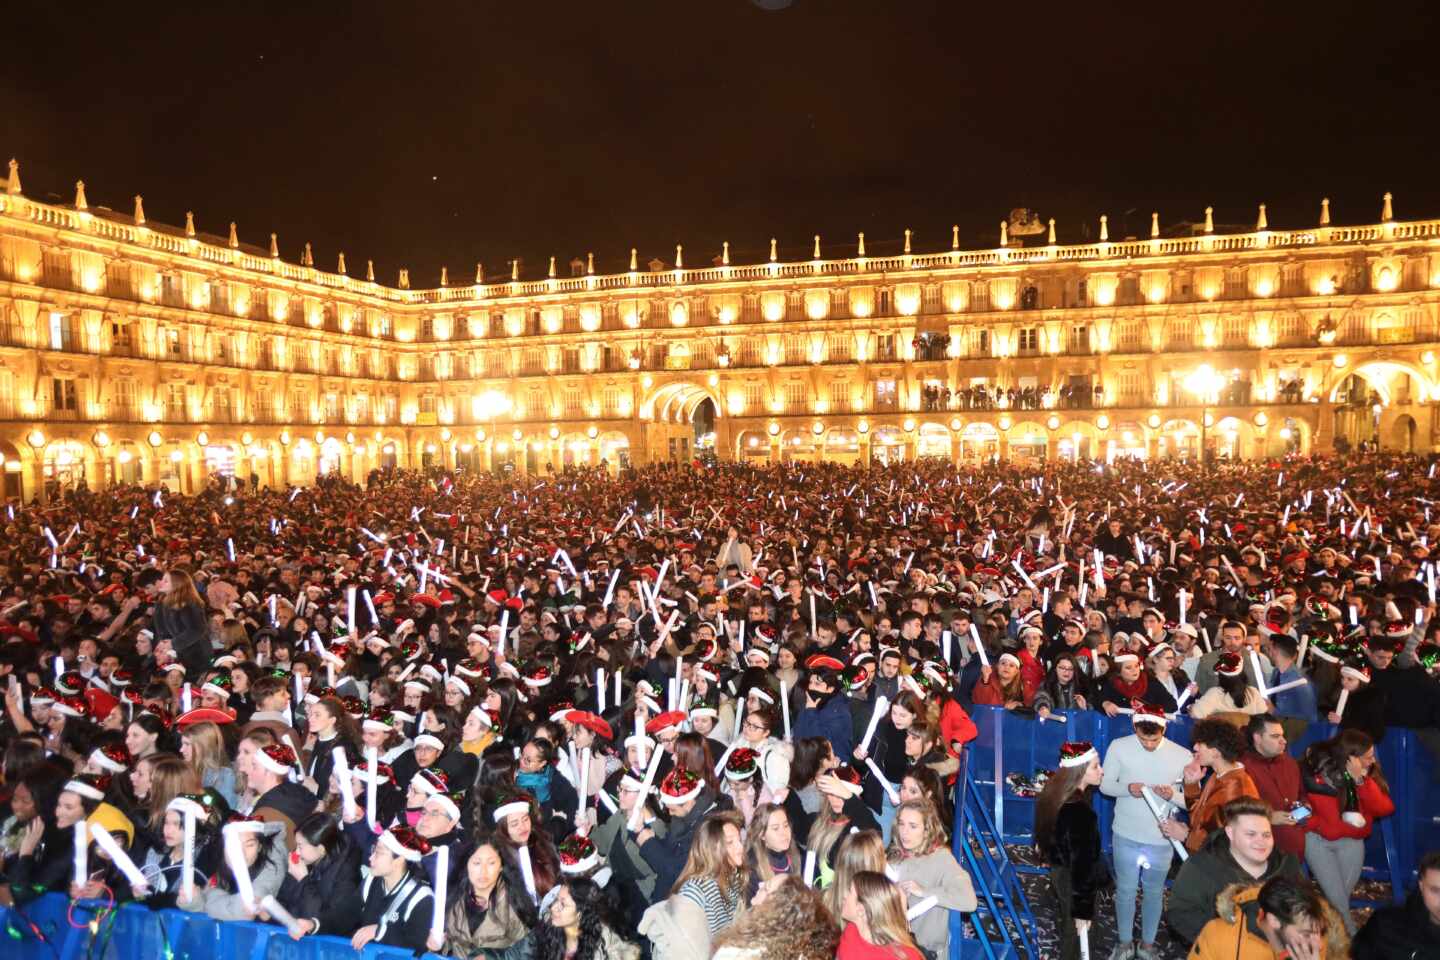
[0,897,445,960]
[957,705,1437,905]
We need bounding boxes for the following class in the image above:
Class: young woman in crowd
[837,871,924,960]
[1301,729,1395,934]
[533,878,640,960]
[712,875,840,960]
[271,812,363,938]
[1035,741,1107,960]
[128,754,202,862]
[134,793,220,909]
[823,830,888,929]
[674,809,749,938]
[745,802,801,896]
[972,653,1037,710]
[1189,651,1270,719]
[1033,653,1091,719]
[180,721,240,809]
[887,799,977,958]
[434,837,536,957]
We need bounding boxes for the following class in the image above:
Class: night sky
[4,1,1439,285]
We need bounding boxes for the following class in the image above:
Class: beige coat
[639,893,712,960]
[891,846,978,958]
[442,884,529,958]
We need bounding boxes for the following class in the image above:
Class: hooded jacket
[1188,882,1349,960]
[1168,834,1304,944]
[1351,888,1440,959]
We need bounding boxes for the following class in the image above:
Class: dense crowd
[0,453,1439,960]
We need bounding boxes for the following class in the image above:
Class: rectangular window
[168,383,187,419]
[48,312,72,351]
[828,381,849,411]
[875,379,897,411]
[325,392,340,419]
[745,383,764,412]
[829,335,851,361]
[52,377,78,412]
[784,382,805,410]
[739,338,760,366]
[1017,328,1039,354]
[969,328,991,357]
[1067,325,1090,354]
[112,379,136,418]
[875,334,895,361]
[564,390,582,416]
[563,348,580,373]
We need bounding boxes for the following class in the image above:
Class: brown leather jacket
[1184,765,1259,853]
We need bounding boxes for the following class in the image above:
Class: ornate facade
[2,160,1439,500]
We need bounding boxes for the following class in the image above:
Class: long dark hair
[1303,729,1388,802]
[461,834,538,928]
[1033,763,1093,854]
[218,828,281,893]
[532,879,627,960]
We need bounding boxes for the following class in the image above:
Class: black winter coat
[276,840,364,937]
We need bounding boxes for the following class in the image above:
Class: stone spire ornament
[1203,206,1214,234]
[674,244,683,269]
[952,224,959,249]
[476,262,485,283]
[999,220,1008,246]
[133,195,146,226]
[721,241,730,265]
[629,248,637,271]
[1381,191,1394,221]
[399,268,410,289]
[185,212,196,237]
[338,252,347,275]
[1099,215,1109,242]
[1047,218,1056,244]
[1320,198,1331,226]
[228,222,239,248]
[367,259,375,282]
[858,232,866,257]
[769,238,777,262]
[812,235,821,259]
[440,266,448,286]
[1256,203,1268,231]
[75,180,88,210]
[904,228,912,254]
[547,256,556,279]
[586,252,594,274]
[302,242,313,266]
[6,159,21,195]
[511,259,519,281]
[1151,212,1160,238]
[269,233,279,258]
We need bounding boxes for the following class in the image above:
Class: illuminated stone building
[2,159,1438,499]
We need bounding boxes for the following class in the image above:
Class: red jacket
[1303,773,1395,841]
[1240,750,1307,857]
[971,672,1038,707]
[940,699,979,756]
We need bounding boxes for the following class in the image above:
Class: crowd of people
[0,451,1438,960]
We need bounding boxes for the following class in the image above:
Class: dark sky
[5,1,1439,285]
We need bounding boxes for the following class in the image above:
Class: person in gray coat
[178,820,288,921]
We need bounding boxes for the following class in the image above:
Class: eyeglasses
[742,721,768,734]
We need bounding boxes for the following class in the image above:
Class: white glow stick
[942,629,952,665]
[1177,589,1189,626]
[91,825,146,890]
[596,668,606,713]
[1140,786,1188,860]
[780,680,791,739]
[182,809,196,900]
[615,671,622,710]
[970,623,989,668]
[577,746,591,816]
[809,591,817,636]
[627,742,666,830]
[905,895,939,921]
[803,849,817,887]
[347,586,356,635]
[260,895,304,937]
[430,844,449,941]
[859,696,889,753]
[55,655,65,679]
[1265,678,1310,696]
[498,610,509,657]
[1250,651,1268,694]
[365,746,379,829]
[1079,922,1091,960]
[865,757,900,804]
[225,827,257,907]
[73,820,88,888]
[182,682,192,713]
[1012,558,1037,590]
[1175,684,1197,712]
[364,589,378,624]
[1335,688,1350,720]
[518,844,537,903]
[333,747,356,821]
[227,538,236,561]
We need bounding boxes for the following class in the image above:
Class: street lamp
[1184,364,1224,469]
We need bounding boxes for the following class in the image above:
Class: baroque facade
[2,160,1439,500]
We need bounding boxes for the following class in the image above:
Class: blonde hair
[823,829,886,929]
[144,754,202,827]
[183,721,229,779]
[851,871,920,954]
[710,875,839,960]
[163,569,204,610]
[671,810,748,901]
[235,728,277,798]
[886,799,946,861]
